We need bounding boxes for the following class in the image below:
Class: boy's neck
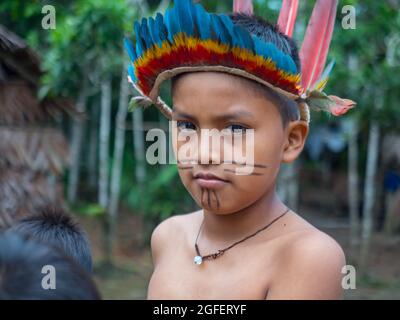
[201,188,288,244]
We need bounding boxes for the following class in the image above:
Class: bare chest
[147,243,275,299]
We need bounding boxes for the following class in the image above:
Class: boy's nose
[197,132,223,165]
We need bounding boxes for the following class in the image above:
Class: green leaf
[306,90,334,113]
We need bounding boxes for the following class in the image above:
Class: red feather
[277,0,299,37]
[300,0,337,91]
[233,0,253,14]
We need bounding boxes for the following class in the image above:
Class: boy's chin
[194,196,249,215]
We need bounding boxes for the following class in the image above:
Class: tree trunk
[98,77,112,208]
[99,76,112,263]
[347,55,360,251]
[67,80,88,203]
[88,100,99,190]
[132,108,146,184]
[360,92,383,271]
[348,118,360,249]
[108,60,130,255]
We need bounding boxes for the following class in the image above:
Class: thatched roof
[0,25,42,85]
[0,26,71,229]
[0,25,77,124]
[0,25,71,174]
[0,80,48,124]
[0,80,76,125]
[0,126,70,174]
[0,168,65,229]
[0,25,41,85]
[0,126,69,229]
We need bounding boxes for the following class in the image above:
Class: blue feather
[252,36,282,69]
[128,64,137,83]
[285,55,298,74]
[261,39,297,74]
[266,43,281,67]
[164,7,181,43]
[163,9,172,43]
[233,25,254,52]
[273,51,297,74]
[250,34,293,73]
[192,3,211,40]
[124,38,137,62]
[210,14,231,44]
[175,0,194,36]
[134,21,144,57]
[275,53,286,71]
[155,13,168,45]
[270,47,297,74]
[140,18,152,50]
[264,43,278,62]
[219,14,236,46]
[148,17,158,44]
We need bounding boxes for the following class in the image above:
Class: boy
[124,0,354,299]
[8,206,93,273]
[0,232,100,300]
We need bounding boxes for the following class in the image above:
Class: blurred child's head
[8,206,93,273]
[170,13,309,214]
[0,232,100,300]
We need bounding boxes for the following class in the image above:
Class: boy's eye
[227,124,248,134]
[177,120,196,131]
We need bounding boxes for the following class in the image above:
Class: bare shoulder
[150,210,202,264]
[279,211,345,263]
[267,212,346,299]
[286,227,346,270]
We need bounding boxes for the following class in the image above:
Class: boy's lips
[193,172,229,189]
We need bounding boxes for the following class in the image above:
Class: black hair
[0,232,100,300]
[8,206,93,273]
[171,12,301,127]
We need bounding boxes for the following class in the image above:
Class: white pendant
[194,255,203,265]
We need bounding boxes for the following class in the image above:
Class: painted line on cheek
[223,168,265,176]
[226,160,269,168]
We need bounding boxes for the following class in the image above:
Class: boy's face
[171,72,308,215]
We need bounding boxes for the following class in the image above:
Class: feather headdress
[124,0,356,123]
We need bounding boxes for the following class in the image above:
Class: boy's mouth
[193,172,229,189]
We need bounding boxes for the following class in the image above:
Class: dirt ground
[77,207,400,300]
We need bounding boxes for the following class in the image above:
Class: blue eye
[177,120,196,131]
[227,124,248,134]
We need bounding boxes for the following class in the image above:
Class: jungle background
[0,0,399,299]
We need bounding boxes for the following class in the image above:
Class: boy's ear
[282,120,309,163]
